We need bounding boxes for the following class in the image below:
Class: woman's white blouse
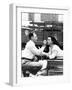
[48,45,63,59]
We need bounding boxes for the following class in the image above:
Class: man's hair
[28,32,34,40]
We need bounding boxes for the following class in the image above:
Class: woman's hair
[48,36,63,50]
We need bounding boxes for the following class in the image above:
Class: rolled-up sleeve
[30,44,42,55]
[30,43,46,56]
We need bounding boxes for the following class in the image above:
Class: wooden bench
[47,59,63,76]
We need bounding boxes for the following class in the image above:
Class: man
[22,32,48,76]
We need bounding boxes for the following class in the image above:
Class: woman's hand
[34,56,38,61]
[42,52,49,57]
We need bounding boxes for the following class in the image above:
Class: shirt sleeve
[39,45,46,52]
[29,43,42,56]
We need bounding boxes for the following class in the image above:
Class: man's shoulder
[27,40,35,46]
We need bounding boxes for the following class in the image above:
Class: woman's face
[47,37,53,45]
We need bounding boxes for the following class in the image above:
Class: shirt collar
[30,40,35,45]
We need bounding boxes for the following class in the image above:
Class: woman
[46,36,63,59]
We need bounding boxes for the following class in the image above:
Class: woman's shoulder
[53,44,60,50]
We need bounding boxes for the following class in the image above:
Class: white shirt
[48,45,63,59]
[22,40,45,59]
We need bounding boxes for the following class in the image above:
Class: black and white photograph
[9,4,70,86]
[0,0,71,88]
[21,12,63,77]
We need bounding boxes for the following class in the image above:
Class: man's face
[32,33,38,42]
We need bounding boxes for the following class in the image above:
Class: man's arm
[30,40,47,56]
[38,40,47,52]
[39,45,46,52]
[30,44,43,56]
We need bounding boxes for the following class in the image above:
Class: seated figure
[44,36,63,59]
[22,32,48,77]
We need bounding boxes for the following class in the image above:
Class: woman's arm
[41,51,48,56]
[47,50,58,59]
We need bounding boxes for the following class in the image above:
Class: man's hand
[43,40,47,45]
